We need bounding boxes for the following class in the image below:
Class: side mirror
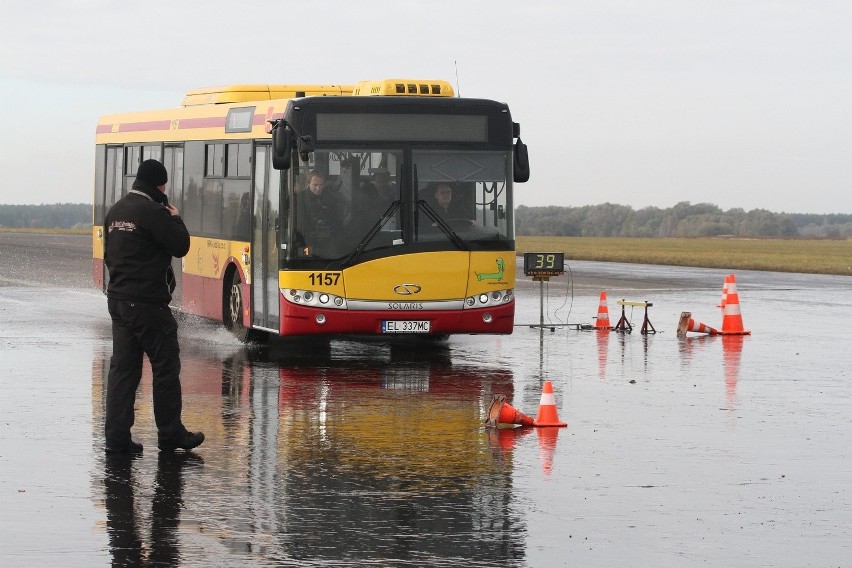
[272,123,292,170]
[513,138,530,183]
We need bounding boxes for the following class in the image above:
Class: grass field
[3,229,849,276]
[517,236,852,276]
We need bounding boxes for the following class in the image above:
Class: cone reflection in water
[722,335,745,407]
[596,329,609,380]
[533,381,567,427]
[487,427,533,466]
[485,395,535,428]
[594,291,612,330]
[536,427,560,475]
[720,274,750,335]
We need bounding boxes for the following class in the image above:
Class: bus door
[98,146,125,292]
[251,145,282,332]
[163,145,184,306]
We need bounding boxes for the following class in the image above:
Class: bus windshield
[289,149,513,262]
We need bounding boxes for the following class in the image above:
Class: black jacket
[104,185,190,303]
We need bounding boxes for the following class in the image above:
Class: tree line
[0,203,91,230]
[1,201,850,238]
[516,202,852,239]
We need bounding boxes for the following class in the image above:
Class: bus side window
[235,192,251,239]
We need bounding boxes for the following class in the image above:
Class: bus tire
[224,269,262,343]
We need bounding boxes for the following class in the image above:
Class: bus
[92,78,530,342]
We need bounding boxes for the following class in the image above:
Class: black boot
[158,431,204,451]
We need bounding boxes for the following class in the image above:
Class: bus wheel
[225,271,255,343]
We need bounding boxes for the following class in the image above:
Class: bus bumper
[279,299,515,336]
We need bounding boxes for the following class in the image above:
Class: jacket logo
[108,220,136,233]
[394,283,422,295]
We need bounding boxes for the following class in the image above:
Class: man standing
[103,159,204,453]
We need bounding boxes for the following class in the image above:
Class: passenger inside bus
[293,170,346,256]
[351,167,399,236]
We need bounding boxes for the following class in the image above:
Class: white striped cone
[533,381,567,427]
[594,291,612,329]
[721,275,750,335]
[718,275,730,309]
[686,318,719,335]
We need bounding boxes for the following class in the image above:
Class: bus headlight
[464,289,514,309]
[283,289,347,310]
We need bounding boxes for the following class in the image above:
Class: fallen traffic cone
[720,274,750,335]
[593,291,612,330]
[533,381,567,427]
[485,395,535,428]
[676,311,719,336]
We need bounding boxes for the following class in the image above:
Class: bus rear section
[277,251,515,336]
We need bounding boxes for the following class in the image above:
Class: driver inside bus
[423,182,474,225]
[294,170,345,256]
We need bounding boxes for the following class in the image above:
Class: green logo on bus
[476,258,505,281]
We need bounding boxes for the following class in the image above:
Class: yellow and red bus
[93,78,530,342]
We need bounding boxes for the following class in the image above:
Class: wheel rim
[229,280,242,328]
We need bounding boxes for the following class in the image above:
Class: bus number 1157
[308,272,341,286]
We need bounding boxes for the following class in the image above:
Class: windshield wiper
[339,200,401,267]
[417,200,467,250]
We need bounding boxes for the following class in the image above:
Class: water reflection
[103,452,202,567]
[92,336,526,566]
[677,334,746,408]
[535,428,561,475]
[595,330,609,381]
[722,335,745,407]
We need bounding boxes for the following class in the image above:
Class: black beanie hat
[136,159,168,187]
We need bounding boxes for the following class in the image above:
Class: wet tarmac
[1,232,851,567]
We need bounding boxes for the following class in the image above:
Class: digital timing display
[523,252,565,276]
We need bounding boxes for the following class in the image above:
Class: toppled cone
[533,381,568,427]
[485,395,535,428]
[677,311,719,337]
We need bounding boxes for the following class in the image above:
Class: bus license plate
[382,320,430,334]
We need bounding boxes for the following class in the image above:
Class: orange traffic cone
[594,291,612,330]
[485,395,535,428]
[720,274,750,335]
[687,319,719,335]
[677,311,719,336]
[533,381,567,427]
[718,275,730,309]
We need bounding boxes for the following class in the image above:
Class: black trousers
[105,299,184,445]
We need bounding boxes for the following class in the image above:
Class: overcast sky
[1,0,849,214]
